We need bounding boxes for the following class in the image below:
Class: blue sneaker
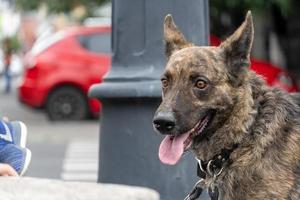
[11,121,28,148]
[0,121,31,175]
[0,120,28,148]
[0,120,13,144]
[0,143,31,175]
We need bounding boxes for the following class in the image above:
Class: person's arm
[0,163,18,176]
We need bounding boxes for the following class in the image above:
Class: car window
[31,32,64,55]
[76,33,111,54]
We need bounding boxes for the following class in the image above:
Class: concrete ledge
[0,177,160,200]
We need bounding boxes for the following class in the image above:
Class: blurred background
[0,0,299,184]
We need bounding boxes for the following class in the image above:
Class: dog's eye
[195,80,207,89]
[161,79,168,88]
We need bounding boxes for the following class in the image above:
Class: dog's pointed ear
[220,11,254,84]
[164,14,192,58]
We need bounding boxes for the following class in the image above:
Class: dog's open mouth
[158,111,214,165]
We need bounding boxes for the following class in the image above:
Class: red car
[19,26,111,120]
[210,35,299,92]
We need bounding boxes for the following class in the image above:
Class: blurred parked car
[18,26,111,120]
[210,35,299,92]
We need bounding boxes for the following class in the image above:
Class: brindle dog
[153,11,300,199]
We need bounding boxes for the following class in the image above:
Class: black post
[89,0,209,199]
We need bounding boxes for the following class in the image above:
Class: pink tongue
[158,132,191,165]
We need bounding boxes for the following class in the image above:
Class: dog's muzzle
[153,111,176,134]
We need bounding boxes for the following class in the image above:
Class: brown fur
[154,11,300,199]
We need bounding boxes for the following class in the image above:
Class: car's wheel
[46,87,88,120]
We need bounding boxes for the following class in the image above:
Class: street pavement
[0,82,100,182]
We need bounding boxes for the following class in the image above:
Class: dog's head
[153,11,254,165]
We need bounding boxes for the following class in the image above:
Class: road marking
[63,163,98,171]
[61,139,98,182]
[61,172,98,181]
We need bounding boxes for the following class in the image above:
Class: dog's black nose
[153,112,176,134]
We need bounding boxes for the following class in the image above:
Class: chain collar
[197,144,238,179]
[185,144,239,200]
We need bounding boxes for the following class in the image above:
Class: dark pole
[89,0,209,199]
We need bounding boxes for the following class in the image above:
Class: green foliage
[15,0,40,11]
[15,0,108,13]
[210,0,292,16]
[2,36,21,53]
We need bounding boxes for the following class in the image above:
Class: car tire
[46,87,88,120]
